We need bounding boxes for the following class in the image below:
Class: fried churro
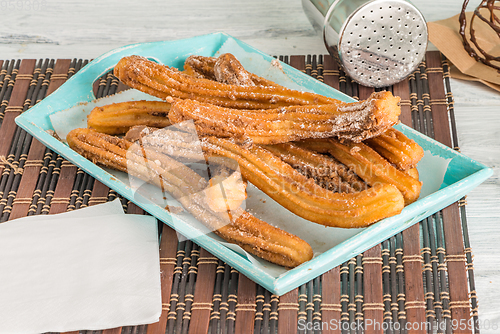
[261,142,366,193]
[365,127,424,171]
[123,126,404,227]
[114,55,342,109]
[297,138,422,205]
[66,52,427,268]
[167,90,400,144]
[200,136,405,228]
[67,128,313,267]
[87,100,171,135]
[184,53,277,87]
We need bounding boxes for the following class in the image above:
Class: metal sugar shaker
[302,0,428,87]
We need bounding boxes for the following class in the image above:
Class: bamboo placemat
[0,51,478,334]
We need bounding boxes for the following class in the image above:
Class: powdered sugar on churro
[168,91,399,144]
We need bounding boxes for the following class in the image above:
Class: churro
[87,100,171,135]
[184,53,277,87]
[123,126,404,227]
[168,90,401,144]
[298,138,422,205]
[67,128,313,267]
[114,55,342,109]
[365,127,424,171]
[200,136,405,228]
[261,142,366,193]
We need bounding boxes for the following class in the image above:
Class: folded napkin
[0,199,161,333]
[428,9,500,92]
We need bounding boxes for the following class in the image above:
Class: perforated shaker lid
[333,0,427,87]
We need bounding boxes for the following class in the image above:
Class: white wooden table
[2,0,499,331]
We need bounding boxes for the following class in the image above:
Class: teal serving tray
[15,33,493,295]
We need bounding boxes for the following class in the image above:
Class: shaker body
[302,0,428,87]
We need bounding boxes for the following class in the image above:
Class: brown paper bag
[449,64,500,92]
[428,9,500,86]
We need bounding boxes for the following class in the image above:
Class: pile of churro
[67,53,424,268]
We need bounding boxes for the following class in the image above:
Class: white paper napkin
[0,199,161,334]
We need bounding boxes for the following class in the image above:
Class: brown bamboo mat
[0,52,478,334]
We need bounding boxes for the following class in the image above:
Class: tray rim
[14,32,493,295]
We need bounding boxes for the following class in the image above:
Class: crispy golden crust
[364,127,424,170]
[297,138,422,205]
[87,100,171,135]
[201,136,405,228]
[67,128,313,268]
[261,142,366,193]
[114,55,341,109]
[216,209,313,268]
[184,53,277,87]
[121,126,404,227]
[168,91,401,144]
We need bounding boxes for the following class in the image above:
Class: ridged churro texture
[168,91,400,144]
[298,138,422,205]
[64,52,428,268]
[87,100,171,135]
[365,127,424,171]
[67,128,313,267]
[121,126,406,228]
[184,53,278,87]
[201,136,405,228]
[114,55,343,109]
